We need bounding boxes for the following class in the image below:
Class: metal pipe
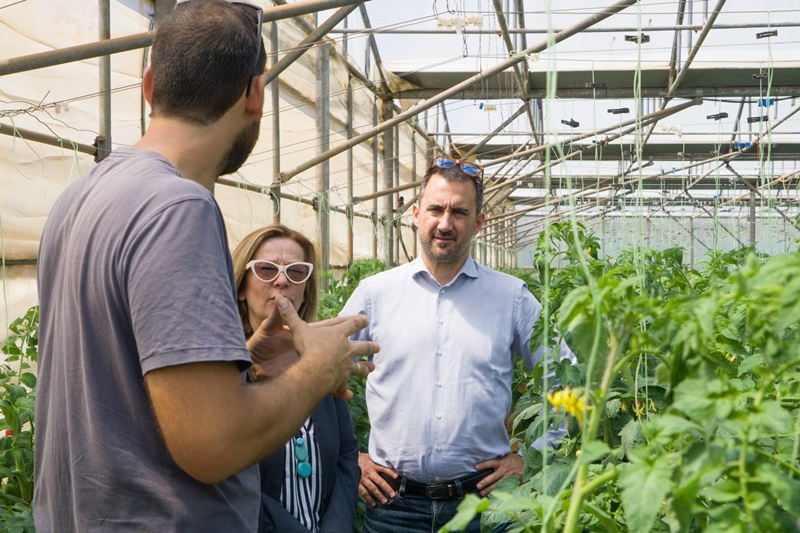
[97,0,112,162]
[382,101,394,266]
[372,97,378,258]
[0,0,368,77]
[278,0,639,183]
[462,102,529,160]
[666,0,727,100]
[344,16,354,264]
[725,164,799,229]
[262,3,359,87]
[0,122,96,155]
[352,180,421,204]
[483,97,701,168]
[491,0,529,99]
[359,4,391,95]
[480,100,702,201]
[393,85,800,101]
[317,42,331,286]
[327,21,800,35]
[216,177,313,206]
[270,21,281,222]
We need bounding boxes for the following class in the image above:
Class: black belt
[381,470,492,500]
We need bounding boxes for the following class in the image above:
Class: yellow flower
[585,247,592,255]
[547,387,589,424]
[633,403,646,417]
[725,353,736,362]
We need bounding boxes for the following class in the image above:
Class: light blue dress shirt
[341,256,571,483]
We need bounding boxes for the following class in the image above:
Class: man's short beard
[217,121,260,177]
[419,231,473,264]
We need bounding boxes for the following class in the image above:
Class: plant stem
[563,332,622,533]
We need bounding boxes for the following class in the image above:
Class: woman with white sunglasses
[232,224,360,533]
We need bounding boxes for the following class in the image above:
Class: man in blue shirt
[341,156,573,532]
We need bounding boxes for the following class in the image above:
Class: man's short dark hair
[418,161,484,213]
[150,0,268,125]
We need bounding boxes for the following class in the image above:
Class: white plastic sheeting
[0,0,428,334]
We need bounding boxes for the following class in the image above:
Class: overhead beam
[0,0,368,76]
[328,21,800,35]
[390,62,800,100]
[278,0,640,183]
[262,4,359,87]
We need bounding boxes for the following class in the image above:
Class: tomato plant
[1,305,38,532]
[448,230,800,532]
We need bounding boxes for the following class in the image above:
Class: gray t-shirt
[35,148,259,532]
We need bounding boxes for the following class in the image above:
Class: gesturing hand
[274,297,378,399]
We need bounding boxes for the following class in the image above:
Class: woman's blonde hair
[231,224,319,336]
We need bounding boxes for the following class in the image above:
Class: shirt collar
[411,255,479,287]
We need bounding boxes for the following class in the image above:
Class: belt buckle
[425,482,453,500]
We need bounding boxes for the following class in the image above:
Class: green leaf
[438,493,489,532]
[535,459,574,497]
[750,400,792,435]
[753,462,800,515]
[619,418,642,450]
[738,353,766,377]
[703,478,740,503]
[672,379,734,423]
[578,440,610,465]
[619,450,673,533]
[642,414,698,449]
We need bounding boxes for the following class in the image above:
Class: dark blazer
[257,395,360,533]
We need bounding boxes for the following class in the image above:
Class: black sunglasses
[231,2,263,97]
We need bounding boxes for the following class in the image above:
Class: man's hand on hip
[474,452,524,497]
[358,452,399,506]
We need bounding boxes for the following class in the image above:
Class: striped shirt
[280,418,322,531]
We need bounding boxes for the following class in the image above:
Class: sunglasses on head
[230,1,263,97]
[246,260,313,284]
[432,155,484,178]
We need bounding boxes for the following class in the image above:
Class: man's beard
[419,229,473,264]
[217,121,260,176]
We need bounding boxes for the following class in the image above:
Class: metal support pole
[372,98,378,258]
[0,122,95,155]
[262,4,358,87]
[270,21,281,221]
[0,0,368,77]
[749,189,756,245]
[278,0,639,183]
[382,101,394,267]
[317,42,331,287]
[359,4,391,95]
[462,102,529,160]
[344,17,354,265]
[154,0,177,29]
[411,135,418,258]
[97,0,112,162]
[393,124,401,263]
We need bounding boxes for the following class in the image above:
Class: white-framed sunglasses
[246,260,313,284]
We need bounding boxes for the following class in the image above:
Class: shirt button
[436,382,442,388]
[436,414,442,420]
[441,289,446,294]
[436,446,442,452]
[438,319,444,325]
[437,350,442,356]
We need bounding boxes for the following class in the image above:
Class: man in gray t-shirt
[34,2,376,531]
